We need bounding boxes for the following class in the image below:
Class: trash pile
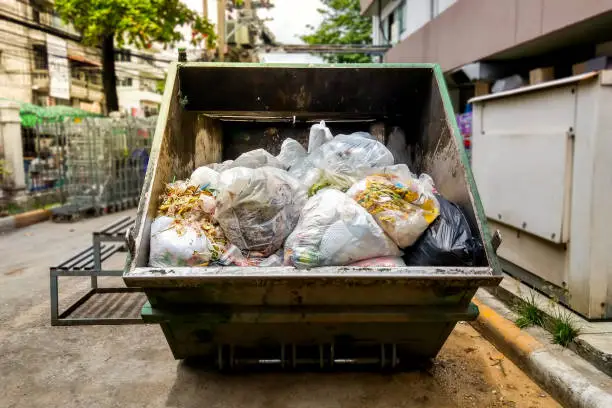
[149,120,484,269]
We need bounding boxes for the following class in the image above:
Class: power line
[0,41,160,79]
[3,46,160,85]
[0,26,166,76]
[0,10,177,64]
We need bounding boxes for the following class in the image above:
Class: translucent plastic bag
[218,244,284,267]
[151,181,228,267]
[231,148,284,169]
[311,133,394,174]
[284,189,401,268]
[276,138,307,170]
[349,257,406,267]
[156,181,218,218]
[208,160,234,172]
[290,132,395,183]
[149,216,217,267]
[404,196,485,267]
[189,166,219,190]
[303,164,414,197]
[347,173,440,248]
[215,166,307,256]
[303,167,358,197]
[307,120,333,153]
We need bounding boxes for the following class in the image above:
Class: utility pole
[217,0,226,61]
[202,0,208,18]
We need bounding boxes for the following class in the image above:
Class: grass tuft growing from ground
[549,309,580,347]
[515,291,546,328]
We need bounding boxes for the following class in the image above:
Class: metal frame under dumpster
[123,63,502,367]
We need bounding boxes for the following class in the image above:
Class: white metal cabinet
[471,72,612,319]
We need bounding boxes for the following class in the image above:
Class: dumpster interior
[130,64,494,273]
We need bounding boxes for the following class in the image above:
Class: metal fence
[24,116,156,215]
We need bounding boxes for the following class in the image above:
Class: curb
[472,297,612,408]
[0,209,51,233]
[485,284,612,377]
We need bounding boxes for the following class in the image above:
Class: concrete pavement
[0,211,559,408]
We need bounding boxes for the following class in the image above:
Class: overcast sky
[179,0,325,62]
[182,0,324,44]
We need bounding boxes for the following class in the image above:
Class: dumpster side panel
[142,302,479,364]
[130,67,223,268]
[130,64,182,268]
[419,67,501,275]
[178,63,434,114]
[142,283,477,308]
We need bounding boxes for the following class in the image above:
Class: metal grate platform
[55,288,146,326]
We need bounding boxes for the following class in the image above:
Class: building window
[32,7,41,24]
[397,1,406,34]
[89,73,101,85]
[33,44,48,70]
[383,12,394,44]
[115,49,131,62]
[118,77,133,87]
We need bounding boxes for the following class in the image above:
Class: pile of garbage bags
[149,120,484,269]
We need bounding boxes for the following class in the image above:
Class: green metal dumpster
[124,62,502,369]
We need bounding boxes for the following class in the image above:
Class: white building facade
[371,0,457,46]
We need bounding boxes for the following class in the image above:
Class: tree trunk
[101,34,119,113]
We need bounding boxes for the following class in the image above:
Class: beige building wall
[0,1,33,102]
[0,0,103,109]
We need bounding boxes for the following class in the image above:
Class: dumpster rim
[127,265,494,278]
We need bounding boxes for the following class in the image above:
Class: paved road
[0,212,561,408]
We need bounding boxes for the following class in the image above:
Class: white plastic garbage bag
[347,172,440,248]
[207,149,284,172]
[215,166,307,256]
[307,120,333,153]
[149,216,216,267]
[232,148,284,169]
[276,138,307,170]
[284,189,401,268]
[189,166,219,190]
[208,160,234,172]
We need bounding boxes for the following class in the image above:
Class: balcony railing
[70,75,104,102]
[30,68,103,102]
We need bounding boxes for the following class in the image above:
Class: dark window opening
[33,44,48,70]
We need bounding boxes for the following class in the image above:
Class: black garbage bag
[404,195,484,267]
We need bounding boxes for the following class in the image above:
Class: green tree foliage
[55,0,215,112]
[300,0,372,63]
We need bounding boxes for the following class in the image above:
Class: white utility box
[471,71,612,319]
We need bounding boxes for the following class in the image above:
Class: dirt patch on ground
[4,266,26,276]
[164,323,559,408]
